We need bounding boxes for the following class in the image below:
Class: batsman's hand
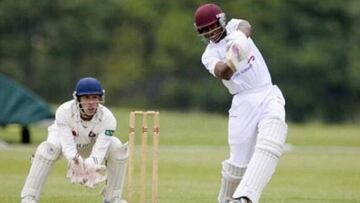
[225,30,251,72]
[67,154,87,184]
[83,157,107,188]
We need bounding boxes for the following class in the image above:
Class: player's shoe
[103,197,127,203]
[229,197,252,203]
[21,196,37,203]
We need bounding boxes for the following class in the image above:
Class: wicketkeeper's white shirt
[48,100,116,163]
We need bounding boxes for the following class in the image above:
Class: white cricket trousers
[227,85,286,167]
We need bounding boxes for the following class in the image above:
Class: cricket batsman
[194,3,288,203]
[20,77,128,203]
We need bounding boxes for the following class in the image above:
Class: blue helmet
[75,77,104,97]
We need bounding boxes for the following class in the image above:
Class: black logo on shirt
[88,131,97,137]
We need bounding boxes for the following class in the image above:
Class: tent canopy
[0,74,54,126]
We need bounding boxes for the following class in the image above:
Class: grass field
[1,108,360,203]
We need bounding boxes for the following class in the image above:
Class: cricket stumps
[127,111,160,203]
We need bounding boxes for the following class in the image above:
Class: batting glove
[225,31,251,71]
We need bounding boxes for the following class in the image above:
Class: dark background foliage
[1,0,359,123]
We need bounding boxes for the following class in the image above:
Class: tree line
[0,0,359,122]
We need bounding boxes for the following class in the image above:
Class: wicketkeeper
[21,77,128,203]
[194,3,288,203]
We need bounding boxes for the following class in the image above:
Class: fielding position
[194,3,288,203]
[20,77,128,203]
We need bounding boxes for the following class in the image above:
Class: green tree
[0,0,359,122]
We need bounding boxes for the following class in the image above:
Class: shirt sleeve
[227,19,245,32]
[89,110,117,164]
[201,48,220,77]
[55,106,77,162]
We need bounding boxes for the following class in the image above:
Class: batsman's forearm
[237,20,251,37]
[214,61,234,80]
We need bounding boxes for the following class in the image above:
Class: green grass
[1,108,360,203]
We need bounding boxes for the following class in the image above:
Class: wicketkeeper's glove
[66,154,87,184]
[83,157,107,188]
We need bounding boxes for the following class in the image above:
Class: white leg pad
[233,119,287,203]
[218,160,246,203]
[102,143,128,202]
[20,196,37,203]
[21,142,60,201]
